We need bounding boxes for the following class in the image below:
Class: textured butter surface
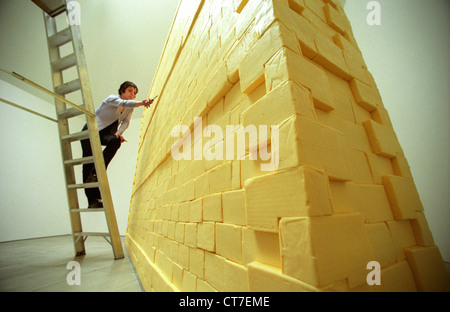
[126,0,449,292]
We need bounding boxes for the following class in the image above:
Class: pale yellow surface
[126,0,449,292]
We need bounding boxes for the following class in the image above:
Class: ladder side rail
[43,12,86,256]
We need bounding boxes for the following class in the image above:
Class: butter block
[205,252,226,291]
[240,154,271,187]
[324,3,350,35]
[189,197,202,223]
[304,0,327,21]
[222,190,246,226]
[313,31,350,80]
[179,240,191,269]
[184,223,197,248]
[178,201,190,221]
[216,223,243,263]
[351,97,372,124]
[349,183,394,223]
[197,222,215,252]
[209,162,232,194]
[239,21,301,94]
[346,148,373,184]
[278,115,351,181]
[371,107,394,128]
[242,228,281,268]
[196,278,216,292]
[155,250,173,284]
[189,247,204,279]
[366,152,394,184]
[382,175,424,220]
[241,228,255,265]
[202,193,222,222]
[349,79,380,112]
[279,214,373,287]
[194,171,210,199]
[386,220,417,261]
[273,0,317,58]
[172,263,183,290]
[325,72,356,122]
[242,80,316,129]
[248,261,318,292]
[205,63,233,108]
[231,160,241,190]
[226,22,258,83]
[381,261,417,292]
[225,260,249,292]
[234,0,265,39]
[181,270,197,292]
[328,181,355,214]
[314,106,342,132]
[391,155,413,179]
[405,246,450,292]
[175,222,185,243]
[363,120,403,158]
[410,211,435,247]
[287,0,305,14]
[365,223,396,268]
[245,166,333,232]
[339,118,372,152]
[333,34,368,84]
[265,47,335,111]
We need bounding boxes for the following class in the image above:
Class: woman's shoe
[88,199,103,208]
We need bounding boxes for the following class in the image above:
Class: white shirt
[95,95,137,135]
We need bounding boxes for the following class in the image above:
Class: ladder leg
[61,127,86,256]
[86,115,124,260]
[71,212,86,256]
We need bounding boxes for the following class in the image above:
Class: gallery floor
[0,235,143,292]
[1,235,449,292]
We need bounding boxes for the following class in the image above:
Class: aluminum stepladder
[31,0,124,259]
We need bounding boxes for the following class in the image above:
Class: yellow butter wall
[126,0,449,292]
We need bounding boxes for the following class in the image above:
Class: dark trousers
[81,120,121,203]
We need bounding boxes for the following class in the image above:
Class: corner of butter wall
[340,0,347,8]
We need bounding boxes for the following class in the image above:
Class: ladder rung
[48,27,72,47]
[64,156,95,166]
[71,208,105,213]
[55,79,81,95]
[73,232,110,237]
[58,105,87,119]
[61,130,89,142]
[51,53,77,71]
[67,182,100,190]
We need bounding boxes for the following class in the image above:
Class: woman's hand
[114,132,126,143]
[139,98,153,108]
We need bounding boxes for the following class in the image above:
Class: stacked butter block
[125,0,449,292]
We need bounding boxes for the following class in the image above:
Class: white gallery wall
[0,0,180,240]
[0,0,448,263]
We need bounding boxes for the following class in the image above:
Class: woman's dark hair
[118,81,138,95]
